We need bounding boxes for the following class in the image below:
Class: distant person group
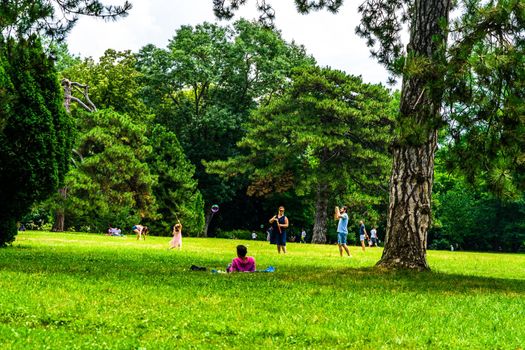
[335,207,379,256]
[109,204,378,263]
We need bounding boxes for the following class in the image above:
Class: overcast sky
[66,0,392,86]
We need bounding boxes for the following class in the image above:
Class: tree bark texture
[312,183,329,244]
[202,210,213,237]
[379,131,438,270]
[53,80,95,232]
[378,0,451,270]
[52,187,67,232]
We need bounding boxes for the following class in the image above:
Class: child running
[227,245,256,273]
[169,222,183,250]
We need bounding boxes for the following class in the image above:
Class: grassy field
[0,231,524,349]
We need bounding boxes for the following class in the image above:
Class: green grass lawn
[0,231,524,349]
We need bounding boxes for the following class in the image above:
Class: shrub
[429,238,451,251]
[215,229,252,240]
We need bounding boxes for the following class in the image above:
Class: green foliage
[207,66,395,241]
[0,49,12,133]
[431,150,525,252]
[0,0,129,246]
[432,183,525,252]
[62,109,156,232]
[0,36,72,246]
[215,229,253,240]
[1,232,524,348]
[20,205,54,230]
[0,0,131,40]
[212,65,396,194]
[54,48,205,237]
[136,20,315,232]
[47,41,82,72]
[443,0,525,196]
[147,125,205,236]
[62,49,149,118]
[136,20,314,193]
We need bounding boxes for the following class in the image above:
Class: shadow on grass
[1,245,524,296]
[283,266,525,296]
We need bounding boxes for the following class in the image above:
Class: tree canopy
[207,66,395,243]
[0,0,130,244]
[136,19,315,235]
[0,0,131,40]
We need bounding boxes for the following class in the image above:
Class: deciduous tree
[136,20,314,235]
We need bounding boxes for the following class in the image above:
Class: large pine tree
[207,66,395,243]
[212,0,525,270]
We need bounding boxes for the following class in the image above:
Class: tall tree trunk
[202,210,213,237]
[53,79,94,233]
[52,80,72,233]
[378,0,451,270]
[52,187,67,232]
[52,208,65,232]
[311,183,329,244]
[378,131,437,270]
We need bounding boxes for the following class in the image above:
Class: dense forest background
[6,20,524,252]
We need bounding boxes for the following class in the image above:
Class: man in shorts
[335,206,351,257]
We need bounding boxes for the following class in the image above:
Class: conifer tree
[212,0,525,269]
[148,125,205,236]
[0,1,130,244]
[63,109,157,231]
[0,36,72,245]
[0,0,131,40]
[207,66,394,243]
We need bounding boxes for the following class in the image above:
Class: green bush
[215,229,252,240]
[20,206,53,230]
[429,238,452,251]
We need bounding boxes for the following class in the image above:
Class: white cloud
[66,0,393,86]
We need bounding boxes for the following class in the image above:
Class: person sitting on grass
[227,245,256,273]
[107,224,123,236]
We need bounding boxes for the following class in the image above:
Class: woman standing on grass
[169,222,182,250]
[269,206,289,254]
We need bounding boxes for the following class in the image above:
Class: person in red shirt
[227,245,256,273]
